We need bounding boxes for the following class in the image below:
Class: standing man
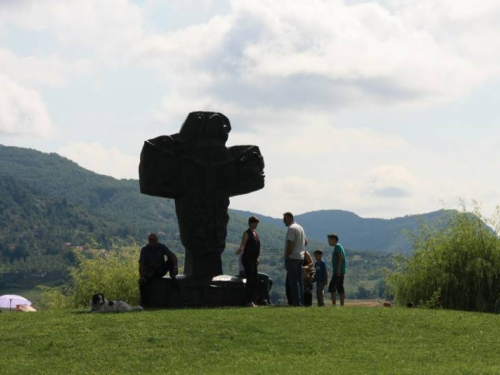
[283,212,307,306]
[327,233,347,306]
[138,233,178,307]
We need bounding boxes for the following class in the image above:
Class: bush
[387,204,500,313]
[356,285,375,299]
[40,246,140,309]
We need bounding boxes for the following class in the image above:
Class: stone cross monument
[139,111,265,279]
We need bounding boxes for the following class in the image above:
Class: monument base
[142,275,246,308]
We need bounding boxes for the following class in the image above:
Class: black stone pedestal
[142,275,246,308]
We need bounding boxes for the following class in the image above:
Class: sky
[1,0,500,219]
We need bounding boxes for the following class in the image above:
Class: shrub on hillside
[388,204,500,313]
[40,246,140,309]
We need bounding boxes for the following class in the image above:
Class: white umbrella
[0,295,32,311]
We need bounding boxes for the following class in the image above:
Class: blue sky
[1,0,500,219]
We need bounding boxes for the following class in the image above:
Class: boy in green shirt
[327,233,346,306]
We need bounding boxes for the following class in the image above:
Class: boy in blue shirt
[327,233,346,306]
[314,249,328,306]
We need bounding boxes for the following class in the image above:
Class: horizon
[1,140,453,222]
[1,1,500,219]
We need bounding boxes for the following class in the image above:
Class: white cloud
[0,0,145,63]
[2,0,500,220]
[2,0,498,113]
[57,142,138,179]
[0,47,92,88]
[153,92,240,126]
[0,75,53,137]
[363,165,419,198]
[229,113,418,217]
[148,0,496,119]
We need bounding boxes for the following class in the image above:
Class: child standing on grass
[327,233,346,306]
[314,250,328,307]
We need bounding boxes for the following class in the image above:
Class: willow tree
[388,205,500,313]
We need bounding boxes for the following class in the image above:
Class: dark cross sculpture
[139,112,265,279]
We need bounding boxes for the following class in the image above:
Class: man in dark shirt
[138,233,178,307]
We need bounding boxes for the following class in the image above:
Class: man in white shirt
[283,212,307,306]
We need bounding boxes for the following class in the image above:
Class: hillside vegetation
[389,205,500,313]
[0,145,286,289]
[0,144,466,301]
[1,308,499,374]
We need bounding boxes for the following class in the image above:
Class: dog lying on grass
[89,293,144,313]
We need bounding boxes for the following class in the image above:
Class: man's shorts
[328,274,345,294]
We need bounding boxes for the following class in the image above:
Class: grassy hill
[1,307,499,374]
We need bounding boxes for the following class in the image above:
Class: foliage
[1,144,396,297]
[37,286,73,310]
[1,308,500,374]
[0,145,285,250]
[388,204,500,312]
[356,285,376,299]
[36,243,393,310]
[422,288,442,310]
[39,246,140,309]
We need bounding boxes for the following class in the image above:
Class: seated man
[138,233,178,307]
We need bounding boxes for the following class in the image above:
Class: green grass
[1,307,499,374]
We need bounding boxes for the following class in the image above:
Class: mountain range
[232,208,450,252]
[0,144,454,293]
[0,144,451,253]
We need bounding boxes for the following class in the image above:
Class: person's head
[248,216,260,230]
[148,233,159,247]
[314,249,323,261]
[327,233,339,246]
[283,212,294,227]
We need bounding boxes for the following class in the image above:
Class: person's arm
[255,234,260,263]
[304,251,313,269]
[324,263,328,282]
[138,248,146,284]
[237,232,249,255]
[285,228,296,258]
[336,251,343,277]
[285,240,294,258]
[171,253,179,268]
[163,246,179,276]
[170,253,178,277]
[138,262,146,284]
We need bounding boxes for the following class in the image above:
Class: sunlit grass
[1,307,499,374]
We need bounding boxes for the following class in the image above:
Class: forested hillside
[0,144,452,299]
[0,145,288,290]
[0,145,286,248]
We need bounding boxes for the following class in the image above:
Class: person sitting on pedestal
[138,233,178,307]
